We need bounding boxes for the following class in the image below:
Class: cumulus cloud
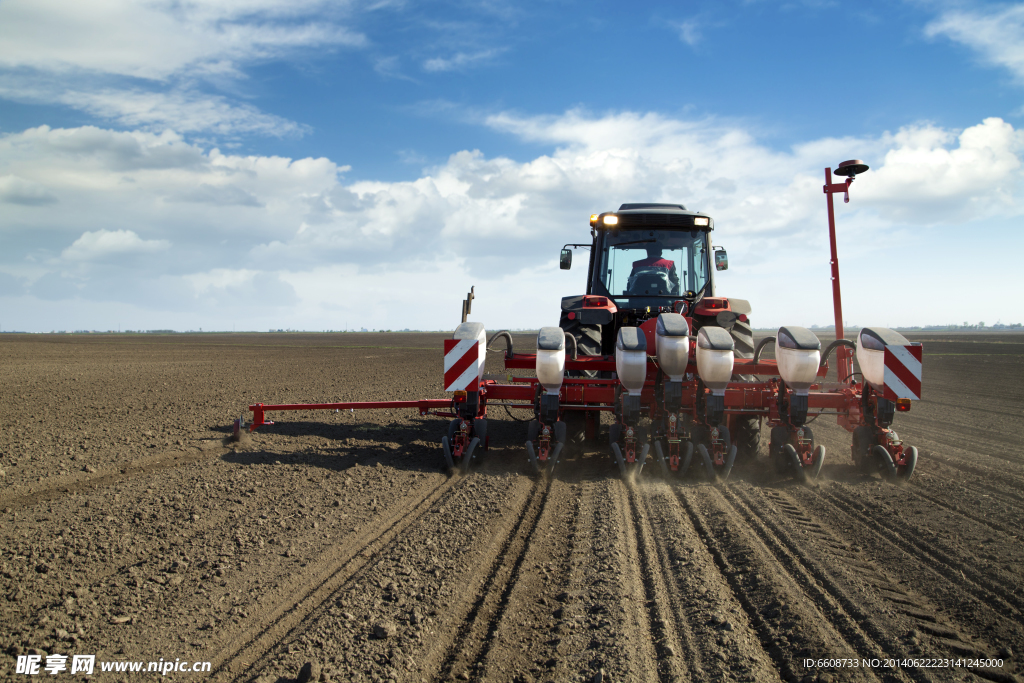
[61,230,170,261]
[0,0,367,137]
[0,0,367,81]
[0,175,58,205]
[0,112,1021,329]
[854,118,1023,222]
[926,5,1024,84]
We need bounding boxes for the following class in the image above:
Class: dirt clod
[297,661,320,683]
[372,622,397,639]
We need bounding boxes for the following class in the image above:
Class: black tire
[731,416,761,463]
[473,418,488,451]
[898,446,918,481]
[730,317,755,363]
[784,444,807,483]
[559,315,602,378]
[527,419,540,444]
[769,425,790,474]
[852,426,873,470]
[697,444,717,482]
[873,444,897,479]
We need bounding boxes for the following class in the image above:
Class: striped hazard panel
[883,344,922,401]
[444,339,480,392]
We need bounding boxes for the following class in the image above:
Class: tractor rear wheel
[559,316,601,379]
[731,416,761,464]
[730,316,755,363]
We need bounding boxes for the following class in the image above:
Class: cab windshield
[593,228,710,306]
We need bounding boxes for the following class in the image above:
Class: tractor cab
[563,204,719,316]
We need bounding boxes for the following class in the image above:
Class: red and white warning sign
[883,344,922,401]
[444,339,480,392]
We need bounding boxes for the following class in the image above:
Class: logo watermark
[14,654,212,676]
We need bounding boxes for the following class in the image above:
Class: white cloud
[0,0,366,136]
[61,230,170,261]
[0,0,367,82]
[925,5,1024,83]
[0,112,1021,331]
[57,89,311,137]
[0,175,58,205]
[675,19,702,47]
[854,118,1023,222]
[423,49,503,72]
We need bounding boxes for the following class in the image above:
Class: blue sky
[1,0,1022,332]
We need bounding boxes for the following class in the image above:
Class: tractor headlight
[694,216,709,226]
[603,215,618,226]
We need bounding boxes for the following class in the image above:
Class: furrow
[608,477,661,683]
[639,480,779,682]
[670,484,881,683]
[761,486,1018,679]
[725,486,934,683]
[919,451,1024,502]
[209,473,463,681]
[431,475,554,682]
[470,477,581,681]
[624,478,690,682]
[898,486,1015,537]
[817,486,1024,618]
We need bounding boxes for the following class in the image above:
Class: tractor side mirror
[560,248,572,270]
[714,248,728,271]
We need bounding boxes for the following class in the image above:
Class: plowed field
[2,331,1022,683]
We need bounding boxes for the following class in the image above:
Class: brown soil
[1,331,1022,683]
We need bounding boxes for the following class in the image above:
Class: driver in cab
[629,245,680,294]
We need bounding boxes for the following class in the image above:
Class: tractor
[554,203,760,477]
[243,161,922,483]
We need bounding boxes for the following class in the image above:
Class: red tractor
[244,162,922,483]
[552,202,760,479]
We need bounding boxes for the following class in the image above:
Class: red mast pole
[824,166,854,382]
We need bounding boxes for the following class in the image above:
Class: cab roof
[600,203,713,229]
[618,203,687,211]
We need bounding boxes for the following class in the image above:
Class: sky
[0,0,1022,333]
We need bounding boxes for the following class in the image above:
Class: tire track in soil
[3,440,426,617]
[0,444,228,512]
[465,474,580,682]
[531,471,633,683]
[618,481,692,683]
[723,486,934,683]
[672,483,885,683]
[815,486,1024,619]
[919,451,1024,504]
[624,478,696,682]
[208,472,465,682]
[760,486,1019,683]
[609,476,678,683]
[638,480,780,682]
[897,485,1016,538]
[428,475,554,682]
[226,462,538,683]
